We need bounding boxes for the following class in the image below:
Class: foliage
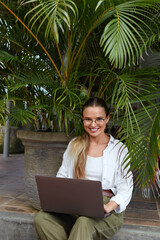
[0,0,160,194]
[114,68,160,193]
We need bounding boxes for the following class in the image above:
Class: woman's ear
[104,114,110,133]
[106,114,110,124]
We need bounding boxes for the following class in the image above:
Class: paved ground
[0,154,37,215]
[0,153,160,240]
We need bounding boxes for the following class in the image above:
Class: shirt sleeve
[110,146,133,213]
[56,140,74,178]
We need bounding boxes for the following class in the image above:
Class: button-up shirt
[56,135,133,213]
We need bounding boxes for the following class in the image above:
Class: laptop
[35,176,110,218]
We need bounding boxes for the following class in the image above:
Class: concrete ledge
[113,224,160,240]
[0,212,38,240]
[1,211,160,240]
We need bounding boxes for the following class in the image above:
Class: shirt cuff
[110,195,125,213]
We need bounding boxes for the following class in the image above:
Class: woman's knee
[76,216,90,224]
[34,211,47,227]
[75,216,94,228]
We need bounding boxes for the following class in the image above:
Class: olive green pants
[34,196,124,240]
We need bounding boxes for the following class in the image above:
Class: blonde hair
[69,132,89,178]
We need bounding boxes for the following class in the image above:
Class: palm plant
[0,0,160,194]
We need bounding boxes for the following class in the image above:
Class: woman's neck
[86,134,110,157]
[89,133,110,145]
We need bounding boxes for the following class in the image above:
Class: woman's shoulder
[108,134,120,145]
[68,136,79,145]
[109,135,128,151]
[67,136,82,150]
[69,133,88,144]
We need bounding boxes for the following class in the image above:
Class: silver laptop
[35,176,110,218]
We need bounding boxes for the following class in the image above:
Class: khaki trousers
[34,196,124,240]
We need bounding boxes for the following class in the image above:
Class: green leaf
[22,0,78,43]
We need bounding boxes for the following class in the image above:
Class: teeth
[90,128,98,132]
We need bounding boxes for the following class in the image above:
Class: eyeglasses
[82,118,106,125]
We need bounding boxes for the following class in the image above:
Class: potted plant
[0,0,160,208]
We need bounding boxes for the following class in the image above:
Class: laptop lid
[35,176,107,218]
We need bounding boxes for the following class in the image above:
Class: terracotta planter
[17,130,70,209]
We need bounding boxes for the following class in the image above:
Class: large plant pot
[17,130,70,210]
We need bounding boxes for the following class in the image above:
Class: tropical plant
[0,0,160,194]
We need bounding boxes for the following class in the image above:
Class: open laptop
[35,176,110,218]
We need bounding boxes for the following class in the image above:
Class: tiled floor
[0,154,38,215]
[0,153,160,229]
[125,195,160,227]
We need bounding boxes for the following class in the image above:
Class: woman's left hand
[104,201,119,213]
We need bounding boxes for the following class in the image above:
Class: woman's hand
[104,201,119,213]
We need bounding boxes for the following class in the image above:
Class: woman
[34,97,133,240]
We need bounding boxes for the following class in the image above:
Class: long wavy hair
[69,97,110,179]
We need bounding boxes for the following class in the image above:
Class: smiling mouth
[89,128,99,132]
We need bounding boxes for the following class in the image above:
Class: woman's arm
[56,139,75,178]
[56,142,71,178]
[109,146,133,213]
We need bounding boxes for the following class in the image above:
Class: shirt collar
[108,134,115,145]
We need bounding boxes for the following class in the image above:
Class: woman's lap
[34,208,124,240]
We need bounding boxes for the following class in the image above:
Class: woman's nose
[90,120,97,126]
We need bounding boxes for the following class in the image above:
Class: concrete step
[1,211,160,240]
[113,224,160,240]
[0,211,38,240]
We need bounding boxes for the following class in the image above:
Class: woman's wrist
[104,201,119,213]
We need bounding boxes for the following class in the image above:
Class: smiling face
[82,106,110,138]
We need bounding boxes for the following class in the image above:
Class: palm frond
[21,0,78,43]
[121,103,160,194]
[111,67,160,125]
[99,0,160,68]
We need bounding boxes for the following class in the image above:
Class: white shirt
[85,156,103,181]
[56,135,133,213]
